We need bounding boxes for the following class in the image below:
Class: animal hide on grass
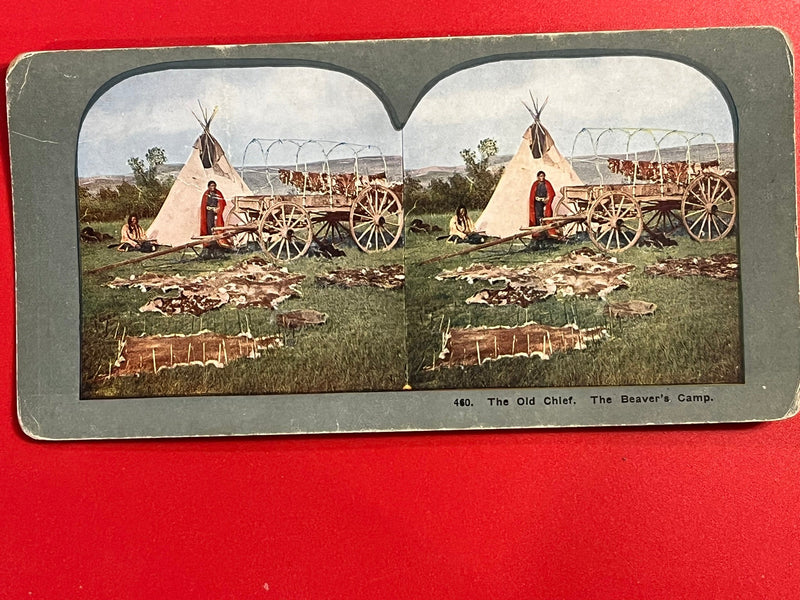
[437,247,635,306]
[430,321,608,369]
[107,257,305,315]
[644,254,739,281]
[603,300,657,318]
[109,331,282,377]
[277,309,328,329]
[316,264,405,290]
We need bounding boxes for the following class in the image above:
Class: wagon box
[555,128,737,252]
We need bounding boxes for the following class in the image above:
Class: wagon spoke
[597,225,614,246]
[383,213,401,224]
[267,235,281,253]
[607,194,617,216]
[285,210,305,231]
[615,195,629,218]
[292,239,306,258]
[377,226,389,249]
[710,214,723,238]
[376,190,389,214]
[690,212,708,235]
[710,178,721,201]
[357,225,374,245]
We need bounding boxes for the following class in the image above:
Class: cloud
[403,56,734,168]
[78,67,401,176]
[78,57,734,176]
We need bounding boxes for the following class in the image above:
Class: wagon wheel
[681,173,736,241]
[349,185,404,252]
[641,198,682,235]
[552,195,589,237]
[228,207,261,249]
[586,190,643,253]
[257,201,313,261]
[312,212,349,243]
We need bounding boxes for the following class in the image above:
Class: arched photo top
[403,55,736,171]
[77,65,403,180]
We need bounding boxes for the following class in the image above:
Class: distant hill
[78,156,405,195]
[78,143,734,192]
[405,142,735,186]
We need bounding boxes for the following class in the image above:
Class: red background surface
[2,1,799,598]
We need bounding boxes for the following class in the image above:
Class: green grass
[80,214,743,398]
[405,213,742,389]
[80,219,406,398]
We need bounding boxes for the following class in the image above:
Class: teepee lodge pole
[85,230,240,275]
[416,216,576,266]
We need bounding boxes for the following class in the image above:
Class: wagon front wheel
[681,173,736,241]
[552,194,589,237]
[587,190,643,253]
[228,207,261,249]
[349,185,404,252]
[257,202,313,261]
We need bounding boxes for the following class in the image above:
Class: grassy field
[405,213,742,390]
[80,213,742,399]
[80,218,406,398]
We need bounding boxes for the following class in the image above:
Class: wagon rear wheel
[312,212,349,243]
[681,173,736,241]
[258,202,313,261]
[349,185,404,252]
[587,190,643,253]
[641,198,682,235]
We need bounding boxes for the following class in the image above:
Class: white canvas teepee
[475,97,583,238]
[146,106,252,247]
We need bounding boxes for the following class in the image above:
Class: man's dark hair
[208,180,217,187]
[537,171,546,177]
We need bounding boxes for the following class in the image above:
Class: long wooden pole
[416,216,578,266]
[85,230,243,275]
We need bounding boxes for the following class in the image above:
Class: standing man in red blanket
[200,180,228,249]
[529,170,555,231]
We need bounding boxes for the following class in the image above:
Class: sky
[78,57,734,176]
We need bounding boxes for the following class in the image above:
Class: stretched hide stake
[109,331,282,378]
[430,322,607,370]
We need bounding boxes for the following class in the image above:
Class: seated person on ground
[118,215,156,252]
[448,206,486,244]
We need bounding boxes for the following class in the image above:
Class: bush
[78,147,174,223]
[405,139,504,215]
